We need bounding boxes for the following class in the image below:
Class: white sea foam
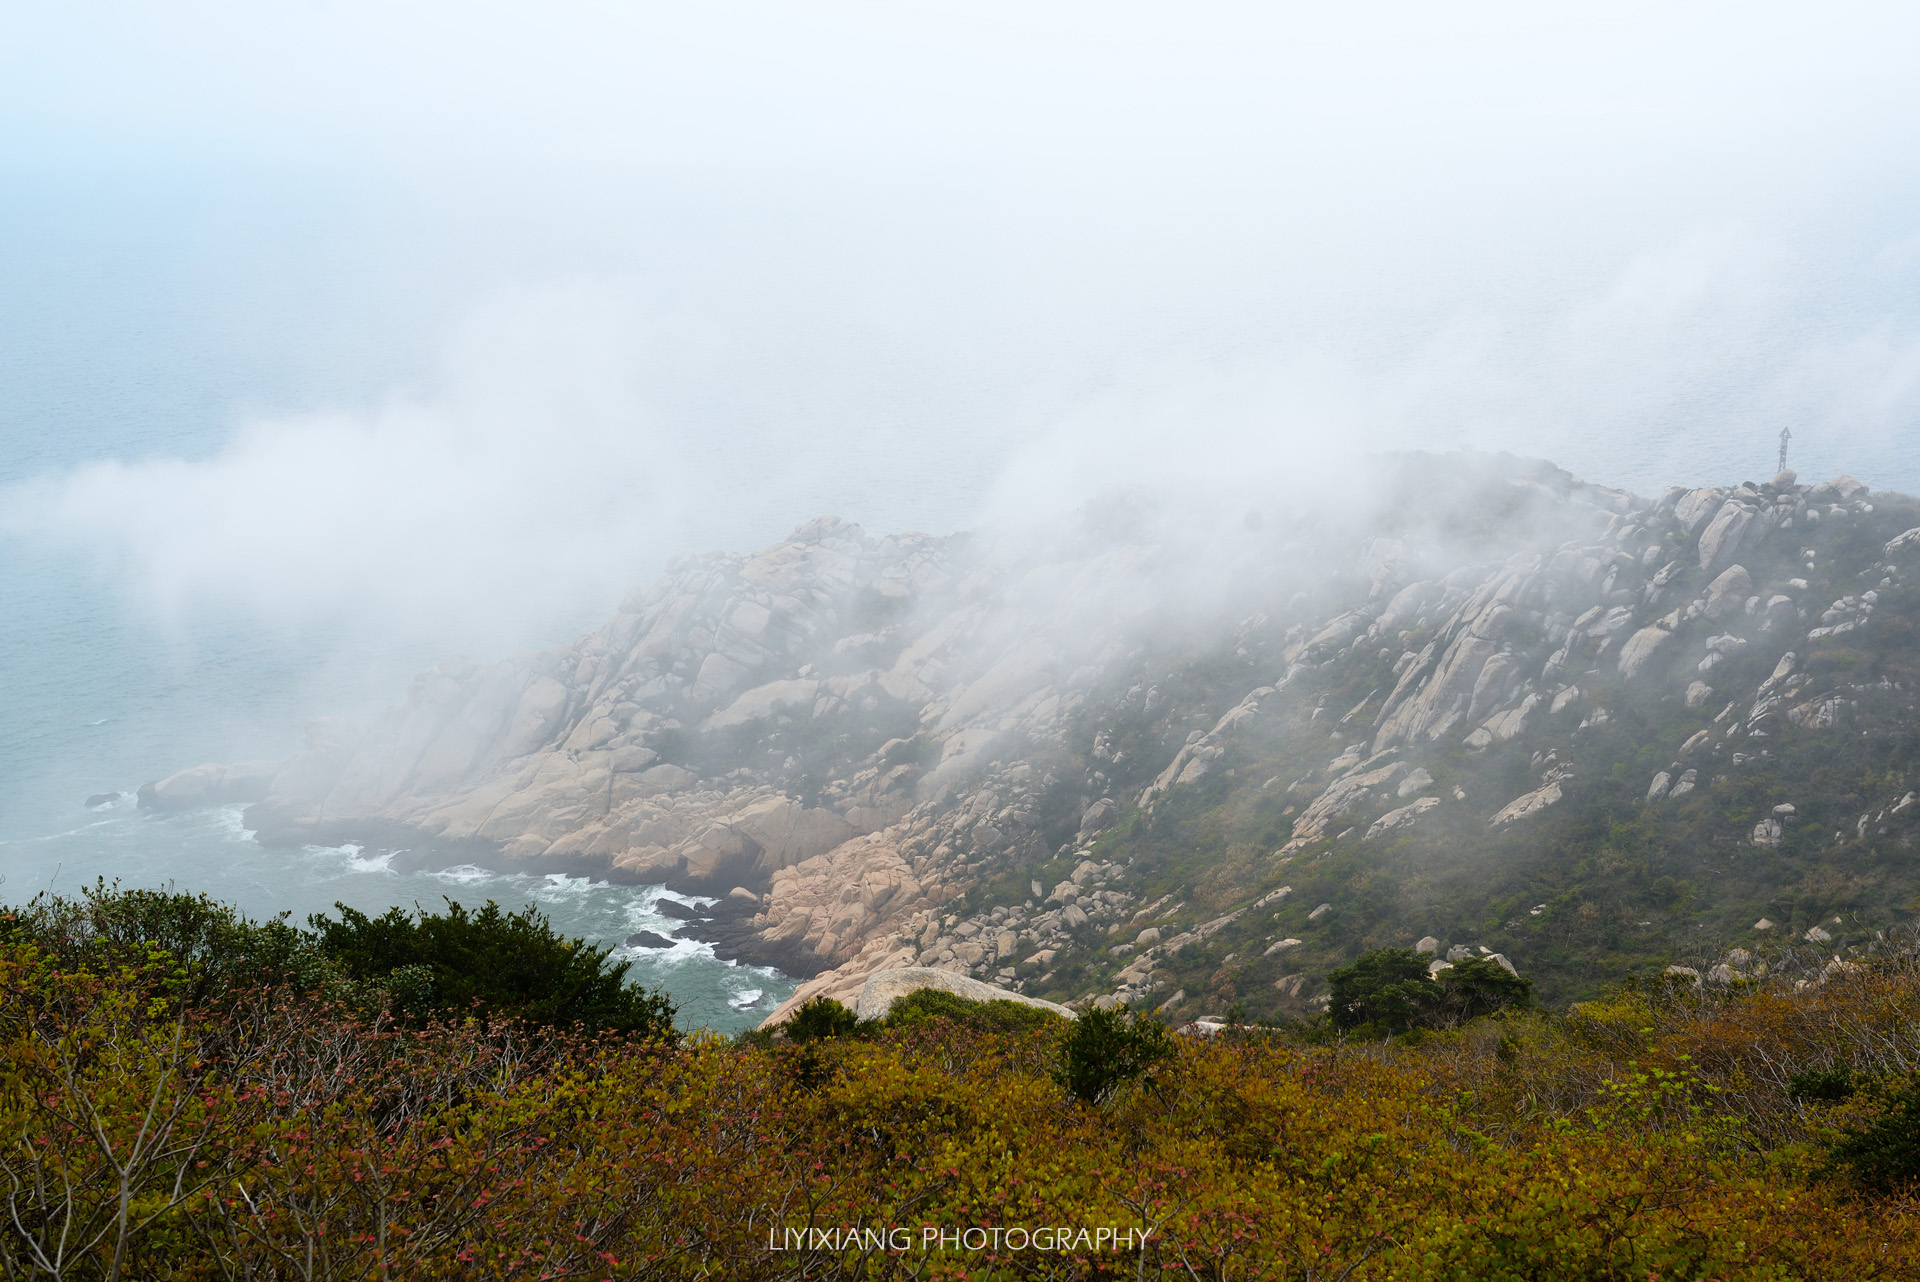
[728,988,764,1009]
[295,841,393,874]
[531,872,615,901]
[213,804,256,843]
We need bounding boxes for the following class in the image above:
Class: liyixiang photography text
[765,1224,1158,1254]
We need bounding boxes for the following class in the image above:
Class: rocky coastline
[140,454,1920,1023]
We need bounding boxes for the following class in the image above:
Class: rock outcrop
[141,454,1920,1021]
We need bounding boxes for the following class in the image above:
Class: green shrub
[784,996,864,1042]
[1049,1005,1175,1104]
[1,880,328,1002]
[1824,1072,1920,1194]
[1789,1067,1855,1103]
[880,988,1064,1035]
[1436,956,1533,1023]
[308,898,677,1040]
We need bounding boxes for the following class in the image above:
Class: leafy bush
[1789,1066,1855,1102]
[308,898,676,1040]
[0,880,328,1003]
[1435,956,1533,1023]
[1049,1003,1175,1104]
[1824,1071,1920,1193]
[784,995,864,1042]
[879,987,1064,1035]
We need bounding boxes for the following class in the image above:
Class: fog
[6,0,1920,662]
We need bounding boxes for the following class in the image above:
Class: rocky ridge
[142,456,1920,1023]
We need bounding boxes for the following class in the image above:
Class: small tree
[1329,949,1531,1034]
[1436,956,1533,1023]
[784,996,863,1042]
[308,899,678,1041]
[1049,1005,1175,1105]
[1327,948,1442,1034]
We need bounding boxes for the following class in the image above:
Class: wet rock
[138,761,277,811]
[625,931,677,949]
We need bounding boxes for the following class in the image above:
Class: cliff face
[144,454,1920,1022]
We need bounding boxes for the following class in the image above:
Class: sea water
[0,186,797,1034]
[1,799,788,1033]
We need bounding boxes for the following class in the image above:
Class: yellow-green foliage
[6,932,1920,1280]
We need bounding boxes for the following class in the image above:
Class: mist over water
[4,1,1919,1028]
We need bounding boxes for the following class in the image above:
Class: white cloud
[5,287,694,645]
[5,0,1920,661]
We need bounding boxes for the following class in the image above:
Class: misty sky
[5,0,1920,656]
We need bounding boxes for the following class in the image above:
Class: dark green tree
[784,996,863,1042]
[308,899,676,1040]
[1327,948,1443,1033]
[1435,957,1533,1023]
[1049,1005,1176,1105]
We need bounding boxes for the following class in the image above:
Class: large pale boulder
[849,968,1073,1022]
[1617,627,1671,680]
[690,652,753,702]
[1697,501,1756,570]
[1672,488,1724,533]
[1366,795,1441,839]
[1490,781,1564,826]
[705,679,820,730]
[1702,565,1752,620]
[1884,527,1920,558]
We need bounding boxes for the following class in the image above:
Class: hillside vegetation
[6,887,1920,1279]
